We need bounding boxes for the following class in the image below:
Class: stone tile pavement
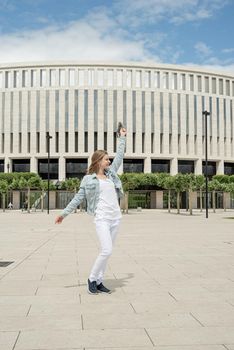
[1,208,234,350]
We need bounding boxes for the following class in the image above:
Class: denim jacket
[61,136,126,218]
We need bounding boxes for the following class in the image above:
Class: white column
[88,89,94,154]
[126,90,133,156]
[145,91,151,157]
[135,90,142,155]
[219,98,224,160]
[78,90,84,153]
[107,90,114,154]
[195,159,202,175]
[98,90,104,150]
[59,156,66,181]
[50,90,56,155]
[170,158,178,175]
[40,90,46,155]
[216,160,224,174]
[163,92,169,155]
[59,90,65,156]
[30,157,37,173]
[69,89,75,154]
[171,93,178,157]
[13,91,19,154]
[154,92,160,156]
[21,91,28,154]
[189,94,194,155]
[180,94,186,156]
[31,91,37,156]
[144,157,151,173]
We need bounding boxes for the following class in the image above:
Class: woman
[55,127,127,294]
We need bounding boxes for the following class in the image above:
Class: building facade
[0,62,234,180]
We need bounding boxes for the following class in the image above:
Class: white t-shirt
[95,178,122,220]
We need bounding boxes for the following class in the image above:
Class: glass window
[126,70,132,88]
[117,70,123,87]
[145,71,151,88]
[178,160,194,174]
[189,75,194,91]
[94,90,98,131]
[197,76,202,92]
[162,72,169,89]
[40,69,46,87]
[13,71,20,88]
[69,69,75,86]
[152,159,170,173]
[123,159,144,173]
[12,159,30,172]
[232,81,234,96]
[50,69,56,86]
[205,76,209,93]
[66,159,88,178]
[226,80,230,96]
[84,90,88,131]
[59,69,65,86]
[107,69,113,87]
[136,70,141,88]
[5,71,10,88]
[88,69,94,86]
[219,79,223,95]
[97,69,104,86]
[31,70,37,87]
[171,73,177,90]
[180,73,186,90]
[154,71,160,88]
[22,70,29,87]
[0,72,3,88]
[212,77,216,94]
[132,91,136,132]
[78,69,84,86]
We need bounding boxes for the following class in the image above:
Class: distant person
[22,199,28,212]
[55,126,127,295]
[8,202,13,210]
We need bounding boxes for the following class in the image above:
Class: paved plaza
[1,209,234,350]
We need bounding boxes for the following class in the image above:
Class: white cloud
[184,61,234,75]
[222,48,234,54]
[194,41,212,57]
[115,0,229,26]
[0,13,159,63]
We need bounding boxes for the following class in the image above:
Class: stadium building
[0,62,234,180]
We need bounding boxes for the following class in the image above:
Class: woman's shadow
[65,273,134,292]
[104,272,135,292]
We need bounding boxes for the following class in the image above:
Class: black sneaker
[87,279,98,294]
[97,283,111,294]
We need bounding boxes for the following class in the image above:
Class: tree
[173,174,187,214]
[194,175,205,212]
[38,180,56,212]
[161,175,174,213]
[208,179,222,213]
[0,180,8,212]
[63,178,81,212]
[182,174,196,215]
[119,173,140,213]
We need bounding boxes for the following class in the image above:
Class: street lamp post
[46,134,52,214]
[7,162,10,173]
[203,111,210,219]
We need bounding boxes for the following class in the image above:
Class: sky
[0,0,234,74]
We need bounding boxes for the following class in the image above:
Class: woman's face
[99,154,111,170]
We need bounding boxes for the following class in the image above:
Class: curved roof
[0,61,234,79]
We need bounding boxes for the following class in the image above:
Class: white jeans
[89,219,120,285]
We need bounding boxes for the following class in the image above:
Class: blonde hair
[87,150,108,174]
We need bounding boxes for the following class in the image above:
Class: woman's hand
[55,215,64,224]
[120,128,127,137]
